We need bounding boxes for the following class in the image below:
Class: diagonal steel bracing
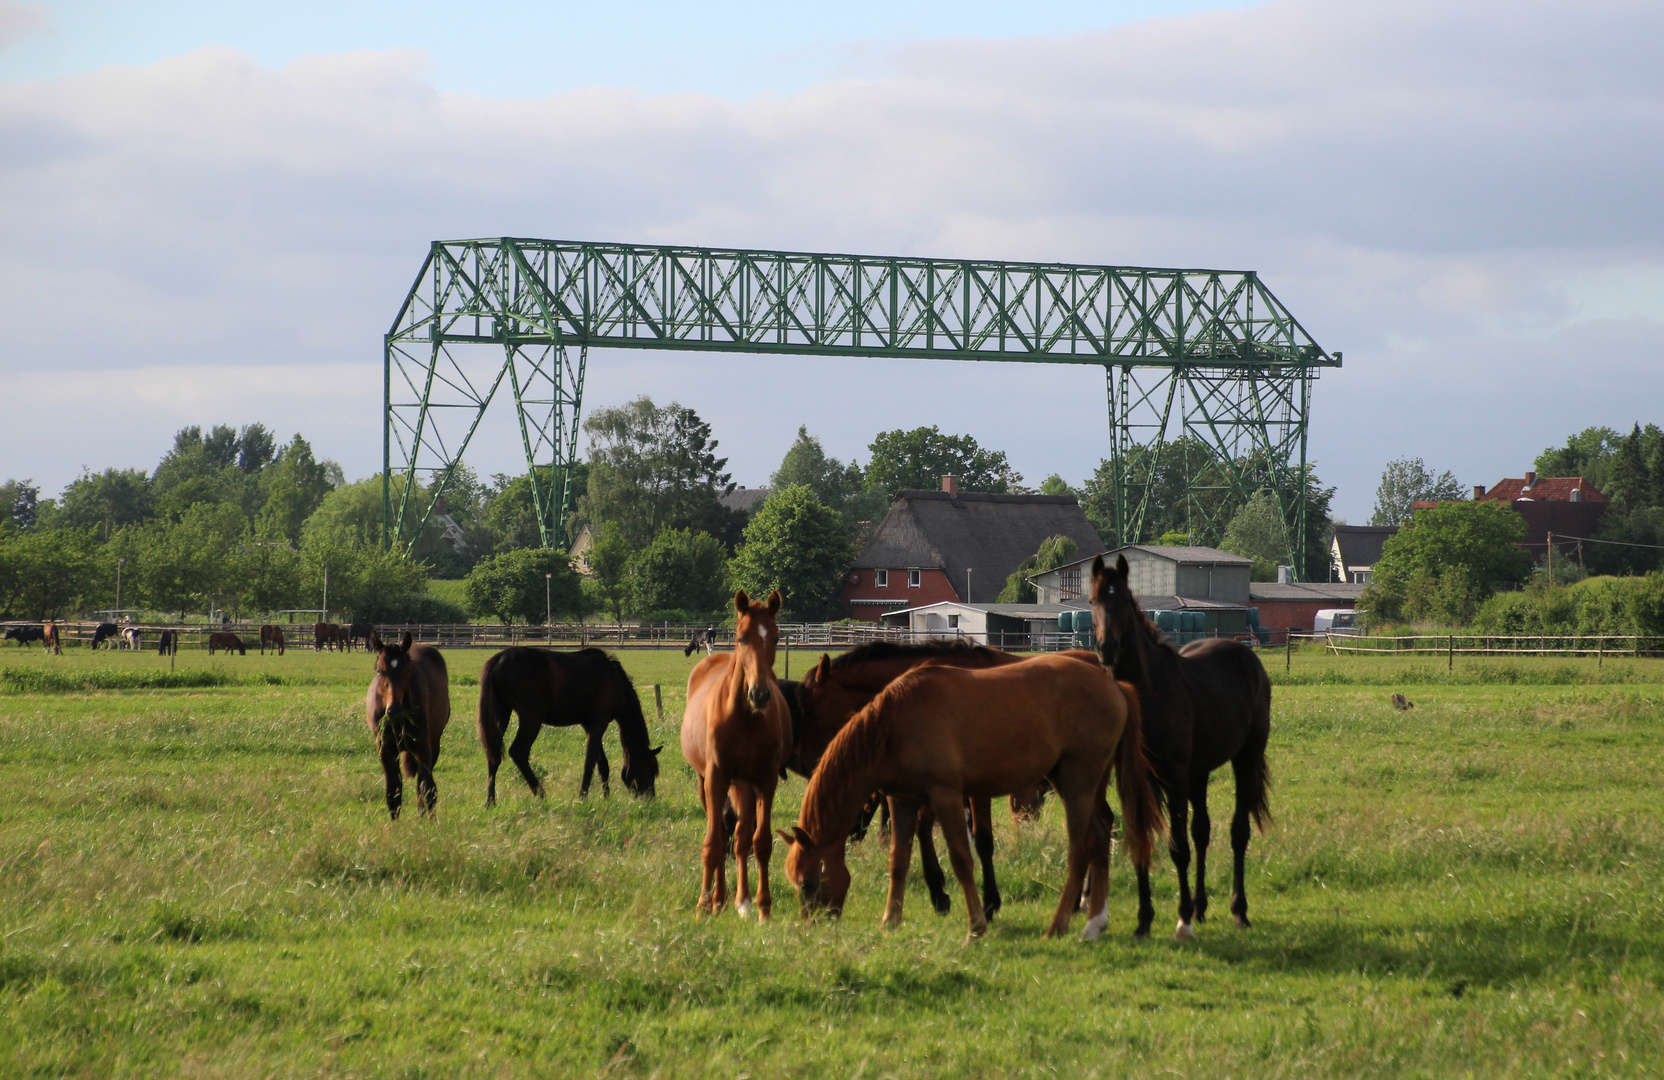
[384,238,1339,574]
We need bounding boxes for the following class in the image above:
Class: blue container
[1057,612,1073,632]
[1076,610,1096,633]
[1255,626,1272,645]
[1153,610,1180,632]
[1246,607,1261,628]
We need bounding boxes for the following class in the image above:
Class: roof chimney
[1523,471,1536,489]
[434,495,448,515]
[1473,484,1485,499]
[941,475,959,495]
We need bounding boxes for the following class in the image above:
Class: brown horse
[681,590,792,919]
[476,646,662,803]
[42,622,60,656]
[207,632,245,656]
[157,629,177,656]
[314,622,345,651]
[260,625,285,655]
[1089,553,1272,939]
[782,651,1162,940]
[365,631,452,819]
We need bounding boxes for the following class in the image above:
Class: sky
[1,0,1661,524]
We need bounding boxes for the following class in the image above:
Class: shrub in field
[1362,501,1531,622]
[628,527,728,616]
[1,667,233,692]
[463,548,582,623]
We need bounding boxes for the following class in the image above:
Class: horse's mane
[798,676,920,846]
[827,638,1000,673]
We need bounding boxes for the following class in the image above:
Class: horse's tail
[1240,659,1274,832]
[1113,681,1165,870]
[476,652,509,765]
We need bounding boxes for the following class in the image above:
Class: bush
[359,593,471,624]
[1472,573,1664,636]
[464,549,582,624]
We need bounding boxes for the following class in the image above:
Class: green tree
[863,426,1021,503]
[256,434,335,542]
[997,535,1079,603]
[584,521,633,625]
[1606,424,1658,510]
[1369,457,1464,527]
[0,479,41,531]
[629,528,729,617]
[116,502,249,618]
[580,396,737,548]
[0,527,101,618]
[298,535,429,623]
[1535,426,1622,493]
[1361,501,1531,623]
[1039,474,1075,497]
[1220,489,1288,581]
[727,485,855,620]
[484,463,588,551]
[463,548,582,624]
[58,468,154,539]
[771,426,864,510]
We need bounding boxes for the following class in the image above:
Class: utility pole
[115,557,125,615]
[966,567,973,603]
[545,573,552,635]
[1546,531,1554,585]
[322,563,330,621]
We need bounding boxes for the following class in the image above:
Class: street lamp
[545,573,552,635]
[322,563,330,621]
[116,557,125,615]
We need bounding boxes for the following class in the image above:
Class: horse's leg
[379,729,403,820]
[1044,779,1096,939]
[698,767,729,915]
[753,784,777,921]
[732,782,758,918]
[580,725,611,798]
[1082,782,1114,940]
[1133,774,1170,939]
[1228,739,1267,929]
[930,788,987,939]
[912,801,951,915]
[508,717,545,798]
[1167,773,1197,940]
[969,797,1001,921]
[481,708,506,808]
[882,796,921,929]
[1079,793,1114,914]
[414,749,439,816]
[1191,774,1213,924]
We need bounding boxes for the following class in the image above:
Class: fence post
[653,684,663,723]
[1448,633,1454,672]
[1285,632,1292,674]
[1598,636,1604,668]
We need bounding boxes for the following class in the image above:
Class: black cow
[3,626,45,648]
[91,622,120,650]
[347,621,374,651]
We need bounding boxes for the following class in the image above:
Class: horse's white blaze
[390,659,399,669]
[1083,911,1109,940]
[1175,919,1195,940]
[736,898,756,919]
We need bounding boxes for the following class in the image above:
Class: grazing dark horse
[782,652,1162,940]
[365,631,451,819]
[207,632,245,656]
[157,629,178,656]
[314,622,345,651]
[476,646,662,804]
[259,625,285,655]
[4,626,45,648]
[1089,553,1272,939]
[347,621,374,651]
[684,626,720,657]
[682,590,793,919]
[91,622,120,650]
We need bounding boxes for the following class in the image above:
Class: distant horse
[347,621,374,651]
[314,622,345,651]
[91,622,120,650]
[121,626,142,650]
[782,651,1161,940]
[684,626,720,657]
[1090,553,1272,939]
[260,625,286,655]
[41,622,61,655]
[207,632,245,656]
[476,646,662,803]
[365,631,451,819]
[682,590,793,919]
[4,626,45,648]
[157,630,178,656]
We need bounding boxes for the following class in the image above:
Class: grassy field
[0,642,1660,1077]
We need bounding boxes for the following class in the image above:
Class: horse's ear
[1116,554,1130,578]
[370,632,384,651]
[650,744,663,756]
[766,590,782,615]
[816,654,832,678]
[400,631,413,650]
[734,590,750,613]
[792,825,812,847]
[777,829,797,848]
[1091,554,1106,578]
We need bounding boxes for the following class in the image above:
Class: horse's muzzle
[748,684,772,711]
[1098,639,1119,666]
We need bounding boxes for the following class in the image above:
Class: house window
[908,569,922,588]
[875,569,889,588]
[1060,568,1082,600]
[948,614,960,629]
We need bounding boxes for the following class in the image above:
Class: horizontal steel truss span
[384,238,1339,568]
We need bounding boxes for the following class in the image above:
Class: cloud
[0,0,1661,519]
[0,2,45,52]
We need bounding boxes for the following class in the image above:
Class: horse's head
[779,824,850,918]
[732,588,782,712]
[371,631,418,713]
[620,744,663,797]
[1088,554,1129,668]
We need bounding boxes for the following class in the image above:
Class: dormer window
[875,569,889,588]
[908,569,922,588]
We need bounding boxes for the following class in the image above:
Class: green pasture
[0,643,1660,1077]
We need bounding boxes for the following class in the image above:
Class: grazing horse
[683,626,720,657]
[259,625,286,655]
[365,631,451,819]
[91,622,120,650]
[782,651,1162,940]
[121,626,142,650]
[4,626,45,648]
[1089,553,1272,939]
[157,629,178,656]
[313,622,345,651]
[207,632,245,656]
[476,646,662,803]
[347,621,374,651]
[41,622,61,655]
[682,590,793,919]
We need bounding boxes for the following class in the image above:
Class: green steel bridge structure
[383,238,1341,577]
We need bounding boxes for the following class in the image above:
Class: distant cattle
[208,632,245,656]
[347,621,374,651]
[157,630,178,656]
[90,622,120,650]
[314,622,345,651]
[121,627,142,650]
[683,626,721,657]
[260,625,286,655]
[4,626,45,648]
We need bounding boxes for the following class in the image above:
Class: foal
[681,590,793,919]
[364,631,452,819]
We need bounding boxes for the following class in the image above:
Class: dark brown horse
[207,632,245,656]
[476,646,662,804]
[782,652,1162,940]
[347,621,374,651]
[259,625,285,655]
[314,622,345,651]
[365,631,451,819]
[1089,553,1272,939]
[157,629,177,656]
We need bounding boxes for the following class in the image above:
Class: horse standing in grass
[347,621,374,651]
[314,622,345,651]
[260,625,285,655]
[682,590,793,919]
[365,631,451,819]
[476,646,662,804]
[782,650,1162,940]
[157,629,178,656]
[1089,553,1272,939]
[121,626,142,650]
[207,632,245,656]
[91,622,119,650]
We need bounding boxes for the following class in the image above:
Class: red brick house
[838,477,1106,622]
[1416,471,1609,560]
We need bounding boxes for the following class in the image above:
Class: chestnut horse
[314,622,345,651]
[365,631,451,819]
[476,646,662,803]
[207,632,245,656]
[681,590,792,919]
[1089,553,1272,939]
[260,625,285,655]
[783,651,1162,940]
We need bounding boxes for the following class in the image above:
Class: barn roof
[1112,544,1252,565]
[1478,476,1607,503]
[1331,525,1397,569]
[852,490,1105,599]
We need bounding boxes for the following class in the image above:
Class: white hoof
[735,899,756,920]
[1175,920,1195,940]
[1082,912,1109,941]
